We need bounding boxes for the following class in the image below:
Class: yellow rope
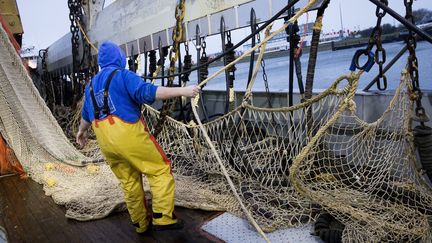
[75,20,98,53]
[313,16,323,31]
[244,74,348,112]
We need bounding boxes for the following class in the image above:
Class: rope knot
[347,99,357,112]
[242,92,253,105]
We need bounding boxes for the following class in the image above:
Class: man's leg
[107,158,150,233]
[128,148,180,227]
[145,165,177,227]
[124,121,182,229]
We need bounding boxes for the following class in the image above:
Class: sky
[16,0,431,53]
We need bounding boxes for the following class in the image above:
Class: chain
[199,37,209,82]
[223,30,236,112]
[184,40,189,53]
[127,45,138,73]
[405,0,419,90]
[39,49,54,109]
[68,0,88,108]
[368,0,388,90]
[404,0,414,24]
[201,37,207,56]
[149,50,157,77]
[225,31,236,73]
[256,30,272,107]
[404,0,428,124]
[68,0,81,75]
[153,0,186,137]
[158,45,169,86]
[182,41,192,83]
[226,29,232,43]
[167,0,186,85]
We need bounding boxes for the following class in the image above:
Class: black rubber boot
[153,219,184,231]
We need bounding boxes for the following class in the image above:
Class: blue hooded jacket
[82,41,158,123]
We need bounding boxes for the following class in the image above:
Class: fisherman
[76,41,199,233]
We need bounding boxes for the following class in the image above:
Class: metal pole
[288,4,295,107]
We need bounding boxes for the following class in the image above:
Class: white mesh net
[0,19,125,221]
[1,0,431,241]
[290,70,432,242]
[142,80,348,231]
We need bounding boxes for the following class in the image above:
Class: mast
[339,3,344,38]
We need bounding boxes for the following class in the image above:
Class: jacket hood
[98,41,126,69]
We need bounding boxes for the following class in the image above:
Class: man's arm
[155,85,200,100]
[124,71,200,104]
[76,118,91,147]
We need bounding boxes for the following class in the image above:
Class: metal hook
[220,16,226,43]
[350,49,375,72]
[250,8,257,31]
[195,24,201,48]
[158,36,163,60]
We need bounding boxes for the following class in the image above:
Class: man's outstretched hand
[182,85,200,98]
[155,85,201,100]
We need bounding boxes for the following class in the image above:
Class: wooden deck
[0,175,223,243]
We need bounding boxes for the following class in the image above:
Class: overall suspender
[89,69,120,119]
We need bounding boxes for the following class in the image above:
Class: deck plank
[0,175,223,243]
[0,177,31,242]
[23,177,91,242]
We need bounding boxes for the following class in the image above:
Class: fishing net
[290,70,432,242]
[144,69,432,242]
[0,20,125,221]
[142,80,347,231]
[1,0,431,241]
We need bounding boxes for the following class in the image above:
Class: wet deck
[0,175,223,243]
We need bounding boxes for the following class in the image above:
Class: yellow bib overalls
[89,70,177,233]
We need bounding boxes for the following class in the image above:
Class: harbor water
[201,41,432,92]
